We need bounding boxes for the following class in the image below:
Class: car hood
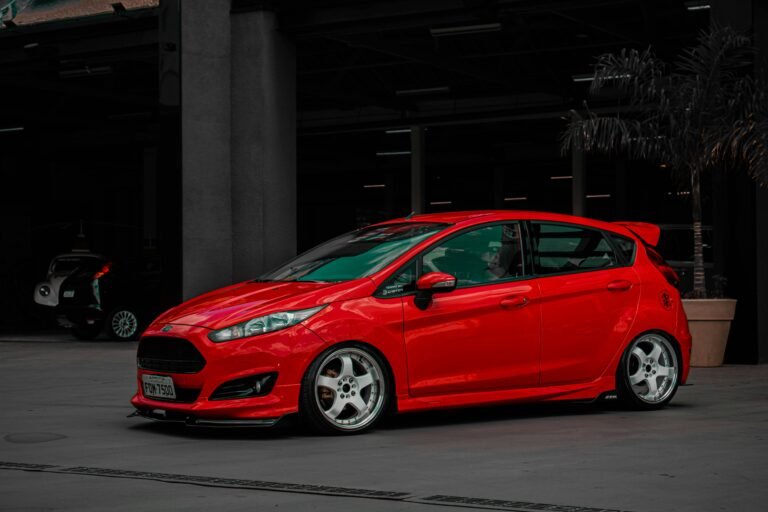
[153,278,376,330]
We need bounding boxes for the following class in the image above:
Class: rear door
[529,222,640,385]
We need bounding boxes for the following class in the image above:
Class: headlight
[208,305,326,343]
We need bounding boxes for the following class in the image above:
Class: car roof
[378,210,633,236]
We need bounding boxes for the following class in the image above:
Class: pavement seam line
[0,461,632,512]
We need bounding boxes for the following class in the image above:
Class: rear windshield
[260,222,447,282]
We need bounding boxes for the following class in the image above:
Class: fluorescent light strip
[0,126,24,133]
[586,194,612,199]
[550,175,573,180]
[376,151,411,156]
[395,86,450,96]
[685,2,711,11]
[572,73,631,83]
[430,23,502,37]
[430,201,452,205]
[504,196,528,201]
[385,128,412,134]
[363,184,386,189]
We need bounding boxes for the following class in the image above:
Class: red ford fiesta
[131,211,691,434]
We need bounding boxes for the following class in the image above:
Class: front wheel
[299,343,390,435]
[617,333,681,410]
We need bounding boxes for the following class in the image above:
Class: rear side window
[607,233,636,264]
[531,222,618,275]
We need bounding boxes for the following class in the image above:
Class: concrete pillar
[180,2,296,299]
[180,0,232,299]
[615,159,628,219]
[571,147,585,217]
[230,9,296,282]
[410,125,426,214]
[753,0,768,363]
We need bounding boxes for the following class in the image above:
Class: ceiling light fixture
[586,194,612,199]
[550,175,573,180]
[430,201,453,205]
[685,1,711,11]
[59,66,113,78]
[363,184,387,189]
[376,151,411,156]
[385,128,412,134]
[430,23,502,37]
[395,86,450,96]
[0,126,24,133]
[504,196,528,201]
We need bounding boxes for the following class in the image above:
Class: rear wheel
[617,333,680,409]
[107,307,140,340]
[299,343,390,435]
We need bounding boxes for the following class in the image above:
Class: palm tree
[562,25,768,298]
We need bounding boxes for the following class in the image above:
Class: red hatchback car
[131,211,691,434]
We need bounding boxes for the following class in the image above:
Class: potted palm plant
[562,25,768,366]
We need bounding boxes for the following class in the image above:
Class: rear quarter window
[607,233,637,265]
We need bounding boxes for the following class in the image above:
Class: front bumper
[130,323,326,422]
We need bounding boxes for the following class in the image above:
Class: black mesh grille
[137,336,206,374]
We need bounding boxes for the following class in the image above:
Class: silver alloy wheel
[626,333,679,404]
[111,310,138,339]
[314,347,386,431]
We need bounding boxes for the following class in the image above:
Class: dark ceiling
[0,0,709,138]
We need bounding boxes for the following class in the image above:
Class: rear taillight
[645,247,680,286]
[93,262,112,280]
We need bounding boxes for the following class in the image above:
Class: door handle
[500,296,529,308]
[607,279,633,292]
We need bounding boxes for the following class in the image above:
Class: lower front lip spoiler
[130,409,280,428]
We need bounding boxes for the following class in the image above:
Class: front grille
[137,336,206,374]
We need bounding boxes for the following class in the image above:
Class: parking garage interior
[0,0,766,362]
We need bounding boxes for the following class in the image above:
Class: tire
[107,307,141,341]
[299,343,390,435]
[71,323,102,340]
[617,332,681,410]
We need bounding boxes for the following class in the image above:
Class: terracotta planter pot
[682,298,737,367]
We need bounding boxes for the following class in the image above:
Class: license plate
[63,290,75,298]
[142,374,176,400]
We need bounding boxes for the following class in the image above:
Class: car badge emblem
[161,325,173,332]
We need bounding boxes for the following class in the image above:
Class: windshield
[260,222,447,282]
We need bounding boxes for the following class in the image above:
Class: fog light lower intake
[209,373,278,400]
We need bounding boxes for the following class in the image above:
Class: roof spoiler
[613,222,661,247]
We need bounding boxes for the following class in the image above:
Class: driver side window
[420,223,525,288]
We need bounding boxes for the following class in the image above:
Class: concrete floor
[0,336,766,512]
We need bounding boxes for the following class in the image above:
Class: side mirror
[414,272,457,309]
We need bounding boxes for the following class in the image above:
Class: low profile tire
[107,307,141,341]
[617,333,681,410]
[299,343,390,435]
[71,323,102,340]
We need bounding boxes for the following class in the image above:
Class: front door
[400,223,541,397]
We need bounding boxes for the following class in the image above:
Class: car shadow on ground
[126,399,666,440]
